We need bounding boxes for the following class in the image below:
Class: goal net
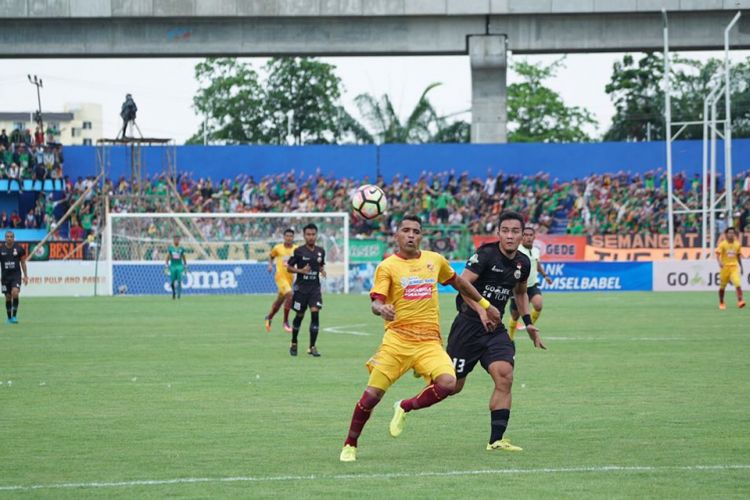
[104,212,349,296]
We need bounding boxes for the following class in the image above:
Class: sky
[2,50,748,144]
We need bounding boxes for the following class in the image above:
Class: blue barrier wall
[350,261,653,295]
[63,139,747,183]
[66,145,378,181]
[114,262,275,295]
[116,261,653,295]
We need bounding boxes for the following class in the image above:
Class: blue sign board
[539,262,653,292]
[113,262,275,295]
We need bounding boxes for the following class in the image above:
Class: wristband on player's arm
[478,298,491,310]
[522,314,533,326]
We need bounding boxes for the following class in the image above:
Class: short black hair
[283,228,295,235]
[303,223,318,233]
[725,227,737,234]
[523,226,536,234]
[498,211,525,229]
[399,215,422,228]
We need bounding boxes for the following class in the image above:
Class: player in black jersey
[447,211,546,451]
[286,223,326,357]
[0,231,29,324]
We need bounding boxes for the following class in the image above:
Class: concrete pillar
[469,35,508,143]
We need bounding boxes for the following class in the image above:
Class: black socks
[490,408,510,443]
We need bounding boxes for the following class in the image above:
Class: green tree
[188,58,266,144]
[355,82,439,144]
[263,57,370,145]
[604,53,750,141]
[355,82,469,143]
[431,119,470,143]
[188,57,371,145]
[507,59,597,143]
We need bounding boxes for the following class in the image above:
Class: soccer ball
[352,185,387,220]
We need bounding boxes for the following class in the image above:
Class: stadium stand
[99,169,750,236]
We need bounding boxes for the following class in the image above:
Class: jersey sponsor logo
[399,276,436,287]
[400,276,436,300]
[468,253,479,265]
[491,265,503,273]
[404,283,433,300]
[483,284,511,301]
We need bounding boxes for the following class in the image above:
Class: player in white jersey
[508,226,552,340]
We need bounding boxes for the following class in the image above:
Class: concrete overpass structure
[2,0,749,142]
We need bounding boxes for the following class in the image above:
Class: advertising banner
[113,262,276,295]
[584,246,708,262]
[653,260,750,292]
[348,261,649,294]
[18,241,89,261]
[24,261,107,297]
[472,235,586,261]
[586,233,750,261]
[539,262,653,292]
[588,233,706,249]
[350,239,387,263]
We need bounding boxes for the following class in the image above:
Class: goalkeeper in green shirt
[165,236,187,299]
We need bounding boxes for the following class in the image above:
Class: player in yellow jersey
[715,227,745,310]
[340,215,501,462]
[264,228,296,332]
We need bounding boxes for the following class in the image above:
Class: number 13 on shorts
[453,357,466,374]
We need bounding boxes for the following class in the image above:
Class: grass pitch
[0,292,748,498]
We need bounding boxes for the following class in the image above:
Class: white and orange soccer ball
[351,184,387,220]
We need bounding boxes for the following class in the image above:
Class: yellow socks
[508,319,518,341]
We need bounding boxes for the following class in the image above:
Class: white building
[0,102,102,145]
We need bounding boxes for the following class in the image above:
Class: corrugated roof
[0,112,75,121]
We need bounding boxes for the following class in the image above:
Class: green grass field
[1,292,748,498]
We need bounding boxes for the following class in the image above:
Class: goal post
[104,212,350,296]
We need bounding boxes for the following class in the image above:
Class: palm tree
[355,82,442,144]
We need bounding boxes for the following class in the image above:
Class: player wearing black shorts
[447,211,546,451]
[509,226,553,340]
[0,231,29,324]
[286,223,326,357]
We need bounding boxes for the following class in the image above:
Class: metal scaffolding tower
[664,10,741,259]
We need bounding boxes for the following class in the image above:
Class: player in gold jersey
[715,227,745,310]
[264,228,296,332]
[340,215,501,462]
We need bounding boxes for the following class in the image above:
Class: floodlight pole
[663,9,675,259]
[702,83,722,258]
[709,93,719,253]
[724,11,741,226]
[27,74,44,133]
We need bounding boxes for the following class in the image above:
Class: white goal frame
[105,211,350,295]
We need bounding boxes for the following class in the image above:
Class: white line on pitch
[323,324,372,336]
[0,464,748,492]
[544,336,689,341]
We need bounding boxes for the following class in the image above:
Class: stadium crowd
[0,127,65,192]
[99,168,750,237]
[0,126,69,236]
[8,166,746,257]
